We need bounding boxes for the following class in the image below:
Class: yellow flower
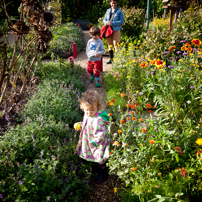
[74,123,81,131]
[122,69,125,71]
[114,188,118,193]
[126,76,130,78]
[114,75,116,78]
[157,173,162,176]
[196,138,202,145]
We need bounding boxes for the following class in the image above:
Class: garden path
[74,30,113,100]
[74,30,123,202]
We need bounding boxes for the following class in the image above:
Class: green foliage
[0,56,88,200]
[24,60,85,128]
[0,120,91,201]
[106,96,202,201]
[45,23,85,58]
[121,6,145,40]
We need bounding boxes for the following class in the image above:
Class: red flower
[146,104,152,108]
[192,39,201,47]
[112,99,115,102]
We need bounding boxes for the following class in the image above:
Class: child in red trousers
[86,26,105,87]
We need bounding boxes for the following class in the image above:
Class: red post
[69,56,74,64]
[89,24,92,30]
[72,43,77,58]
[100,56,103,72]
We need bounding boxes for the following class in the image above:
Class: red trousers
[87,60,102,77]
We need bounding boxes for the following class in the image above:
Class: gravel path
[74,30,113,101]
[75,30,123,202]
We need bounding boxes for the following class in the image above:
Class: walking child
[86,26,105,87]
[74,90,110,183]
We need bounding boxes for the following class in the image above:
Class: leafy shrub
[45,23,85,58]
[0,120,91,201]
[106,96,202,201]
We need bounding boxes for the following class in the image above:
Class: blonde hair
[79,89,105,111]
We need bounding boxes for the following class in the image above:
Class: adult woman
[103,0,124,64]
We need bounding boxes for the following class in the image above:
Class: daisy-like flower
[108,113,112,116]
[169,45,176,52]
[139,118,143,122]
[190,86,195,89]
[117,129,122,134]
[132,117,136,121]
[187,100,191,104]
[126,104,131,108]
[192,39,201,47]
[155,59,166,68]
[113,141,121,147]
[132,167,137,171]
[140,62,147,68]
[130,105,136,109]
[181,46,185,51]
[120,120,124,124]
[196,138,202,145]
[150,60,156,65]
[131,111,135,115]
[146,104,152,108]
[112,99,115,102]
[126,117,130,121]
[149,140,155,144]
[114,188,118,193]
[142,128,146,133]
[121,93,125,97]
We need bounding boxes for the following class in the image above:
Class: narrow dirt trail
[75,30,123,202]
[74,30,113,100]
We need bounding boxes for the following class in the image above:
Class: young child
[86,26,105,87]
[74,89,110,183]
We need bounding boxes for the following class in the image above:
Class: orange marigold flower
[126,117,130,120]
[127,104,131,108]
[132,167,137,171]
[142,128,146,133]
[185,41,192,47]
[130,105,136,109]
[120,120,124,124]
[109,102,114,106]
[169,45,176,52]
[135,103,139,106]
[107,102,110,106]
[150,60,156,65]
[113,141,121,147]
[185,46,192,51]
[147,110,152,113]
[108,113,112,116]
[132,117,136,121]
[192,39,201,47]
[112,99,115,102]
[119,109,121,112]
[149,123,151,126]
[131,111,135,115]
[149,140,155,144]
[121,93,125,97]
[140,62,147,68]
[139,118,143,122]
[118,129,122,133]
[146,104,152,108]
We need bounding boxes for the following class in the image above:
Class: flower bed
[104,38,202,200]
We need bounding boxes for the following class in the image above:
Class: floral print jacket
[75,110,110,164]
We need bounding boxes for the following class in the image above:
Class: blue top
[86,38,105,62]
[103,7,124,32]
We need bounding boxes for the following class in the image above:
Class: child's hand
[74,122,81,131]
[95,53,99,57]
